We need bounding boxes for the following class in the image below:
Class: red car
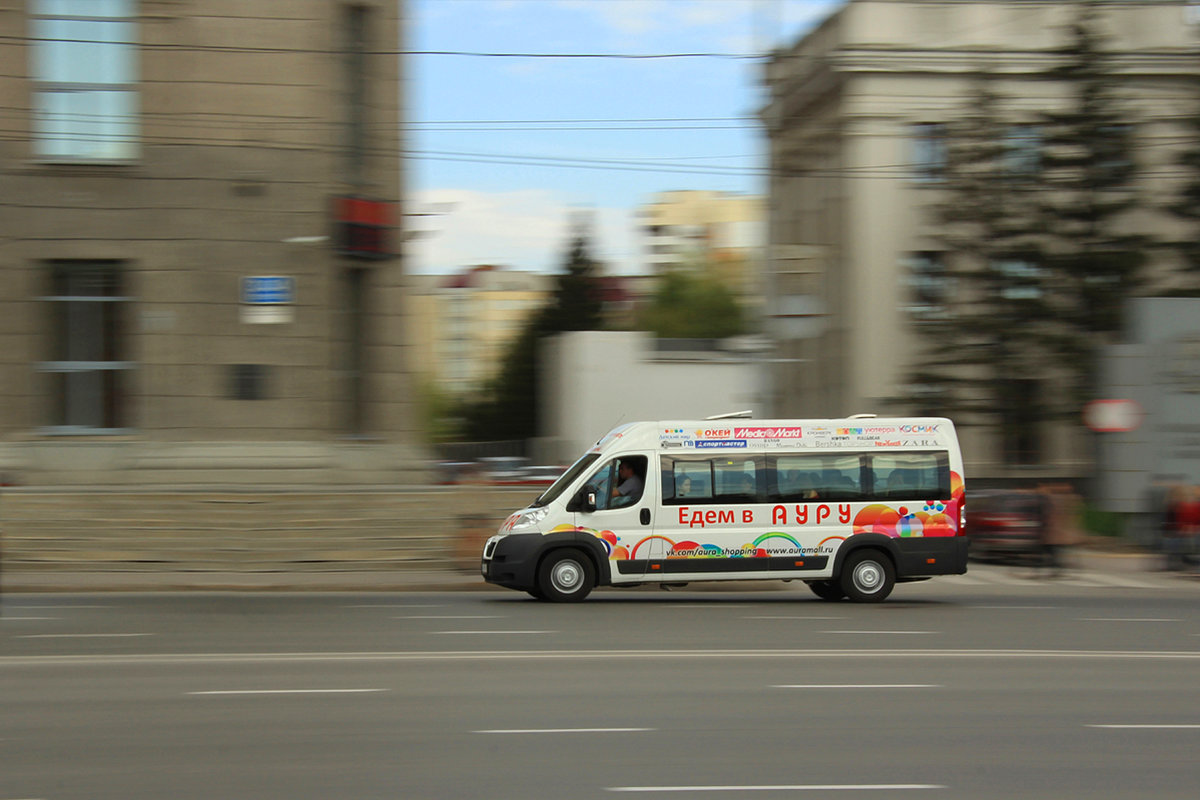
[967,491,1046,563]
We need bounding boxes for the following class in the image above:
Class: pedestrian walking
[1160,484,1187,571]
[1037,483,1083,578]
[1175,486,1200,575]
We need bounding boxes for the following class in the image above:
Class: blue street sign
[242,276,295,305]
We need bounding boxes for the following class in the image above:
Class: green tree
[910,75,1053,436]
[415,379,465,444]
[1170,78,1200,280]
[635,267,745,340]
[912,4,1166,466]
[460,228,605,442]
[1037,0,1150,404]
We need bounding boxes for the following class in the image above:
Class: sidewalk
[0,566,496,594]
[1,541,1183,593]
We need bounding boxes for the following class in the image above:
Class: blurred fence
[435,440,529,462]
[0,486,538,578]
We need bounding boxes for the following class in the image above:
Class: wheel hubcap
[853,561,883,592]
[551,560,582,592]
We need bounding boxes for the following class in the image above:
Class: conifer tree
[460,225,605,442]
[1170,80,1200,279]
[910,74,1050,434]
[1037,0,1149,405]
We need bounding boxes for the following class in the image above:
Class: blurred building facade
[539,331,767,464]
[637,190,766,302]
[407,266,552,396]
[1098,298,1200,514]
[0,0,422,485]
[761,0,1200,483]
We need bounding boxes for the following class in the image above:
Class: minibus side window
[771,455,823,501]
[584,455,647,511]
[868,452,950,500]
[584,461,617,510]
[806,455,861,501]
[769,454,863,502]
[712,457,761,503]
[660,456,714,504]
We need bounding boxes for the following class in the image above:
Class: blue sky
[405,0,843,274]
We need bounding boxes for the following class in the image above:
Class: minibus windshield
[531,453,599,507]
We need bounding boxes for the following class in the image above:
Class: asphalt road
[2,572,1199,800]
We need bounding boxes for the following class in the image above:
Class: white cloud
[548,0,838,48]
[550,0,740,43]
[406,189,640,275]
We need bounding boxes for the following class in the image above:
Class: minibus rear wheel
[537,548,596,602]
[839,549,895,603]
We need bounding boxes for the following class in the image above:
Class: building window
[903,252,952,321]
[30,0,139,161]
[1096,123,1135,181]
[1001,378,1041,466]
[992,259,1042,301]
[38,261,132,431]
[229,365,271,401]
[911,123,946,183]
[1005,124,1041,178]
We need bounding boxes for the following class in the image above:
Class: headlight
[505,506,551,533]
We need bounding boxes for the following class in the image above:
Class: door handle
[640,508,651,526]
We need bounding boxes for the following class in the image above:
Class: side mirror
[567,487,599,513]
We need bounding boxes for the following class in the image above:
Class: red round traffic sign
[1083,399,1144,432]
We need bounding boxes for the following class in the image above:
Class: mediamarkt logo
[734,427,803,439]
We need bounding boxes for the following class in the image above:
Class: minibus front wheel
[537,548,596,602]
[840,549,895,603]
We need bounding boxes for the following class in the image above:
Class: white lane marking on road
[1064,572,1163,589]
[15,605,113,609]
[971,606,1059,610]
[189,689,388,695]
[745,616,845,620]
[823,631,938,635]
[607,784,945,793]
[0,617,59,621]
[398,615,504,620]
[431,630,554,635]
[773,684,940,689]
[476,728,653,734]
[943,572,1024,586]
[1087,724,1200,729]
[6,649,1200,667]
[1078,618,1180,623]
[16,633,153,639]
[346,604,447,608]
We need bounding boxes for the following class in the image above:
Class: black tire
[527,588,546,600]
[807,580,846,601]
[839,549,895,603]
[536,548,596,602]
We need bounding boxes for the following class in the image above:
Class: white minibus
[481,416,967,602]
